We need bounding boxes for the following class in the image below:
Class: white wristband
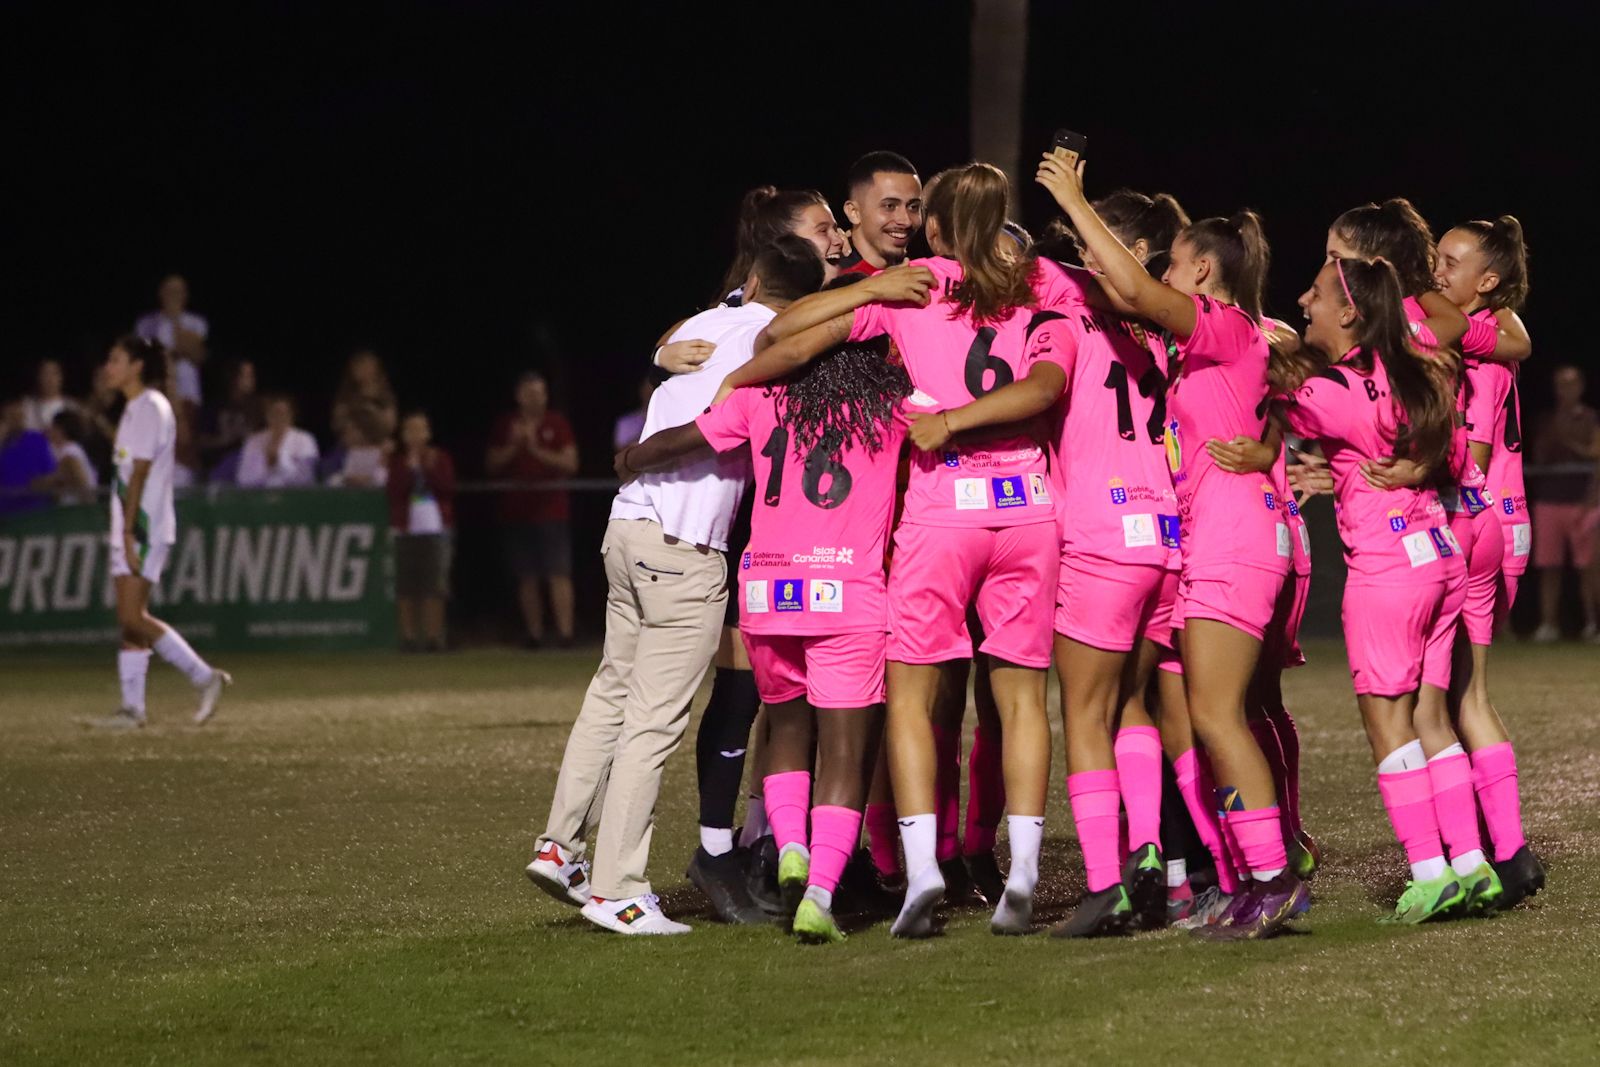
[653,346,665,367]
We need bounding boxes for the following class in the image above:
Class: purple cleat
[1191,873,1308,941]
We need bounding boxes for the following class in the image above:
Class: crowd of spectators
[1,274,602,650]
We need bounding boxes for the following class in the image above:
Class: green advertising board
[0,489,395,651]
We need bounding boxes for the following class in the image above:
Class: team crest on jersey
[1108,477,1127,505]
[1387,508,1407,533]
[1261,482,1277,510]
[1028,473,1052,506]
[775,579,805,612]
[809,579,843,613]
[1164,420,1182,473]
[993,476,1027,509]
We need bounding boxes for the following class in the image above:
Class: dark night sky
[7,2,1594,475]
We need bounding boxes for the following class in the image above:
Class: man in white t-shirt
[91,336,230,729]
[134,274,209,407]
[236,396,320,488]
[526,236,825,935]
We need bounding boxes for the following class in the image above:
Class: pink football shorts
[888,521,1059,669]
[1054,555,1176,653]
[1177,566,1286,642]
[1342,578,1452,697]
[743,630,888,709]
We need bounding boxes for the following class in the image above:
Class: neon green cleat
[777,847,810,918]
[792,898,846,944]
[1458,862,1505,915]
[1381,870,1466,924]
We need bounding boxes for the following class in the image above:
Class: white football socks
[117,649,150,716]
[153,628,215,687]
[699,826,734,857]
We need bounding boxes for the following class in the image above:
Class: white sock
[1428,742,1466,762]
[779,841,809,862]
[1004,815,1044,893]
[1411,855,1448,882]
[118,649,151,715]
[802,884,833,911]
[1253,867,1285,882]
[1451,849,1487,877]
[700,826,734,857]
[898,813,937,881]
[153,628,214,687]
[1378,740,1427,775]
[738,797,768,849]
[1167,857,1188,889]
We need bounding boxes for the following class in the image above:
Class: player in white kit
[92,336,231,728]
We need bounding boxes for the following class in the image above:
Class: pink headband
[1335,258,1361,318]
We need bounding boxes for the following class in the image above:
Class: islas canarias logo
[1164,418,1182,473]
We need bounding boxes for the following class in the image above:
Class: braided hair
[772,339,911,462]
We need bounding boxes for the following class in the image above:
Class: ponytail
[1332,198,1438,297]
[1096,189,1191,256]
[1182,209,1270,320]
[1336,257,1456,475]
[1458,215,1530,312]
[925,162,1034,323]
[716,186,829,307]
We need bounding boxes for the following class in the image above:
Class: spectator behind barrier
[23,358,79,432]
[328,402,391,487]
[200,359,263,471]
[1,396,56,514]
[134,273,208,406]
[332,349,398,443]
[486,370,578,648]
[236,395,319,488]
[613,375,656,451]
[32,409,98,505]
[387,410,455,652]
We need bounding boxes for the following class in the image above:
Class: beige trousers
[540,518,727,899]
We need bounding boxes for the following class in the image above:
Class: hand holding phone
[1050,128,1088,169]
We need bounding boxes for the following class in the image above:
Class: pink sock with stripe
[1113,726,1163,851]
[1173,748,1240,894]
[807,805,863,897]
[1068,769,1123,893]
[1470,742,1527,863]
[762,771,811,855]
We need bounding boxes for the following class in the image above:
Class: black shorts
[722,491,754,628]
[504,521,573,579]
[395,532,453,598]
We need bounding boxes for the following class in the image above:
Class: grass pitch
[3,640,1598,1065]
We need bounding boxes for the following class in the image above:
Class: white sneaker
[1530,623,1561,644]
[581,893,690,935]
[194,669,232,725]
[526,840,592,906]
